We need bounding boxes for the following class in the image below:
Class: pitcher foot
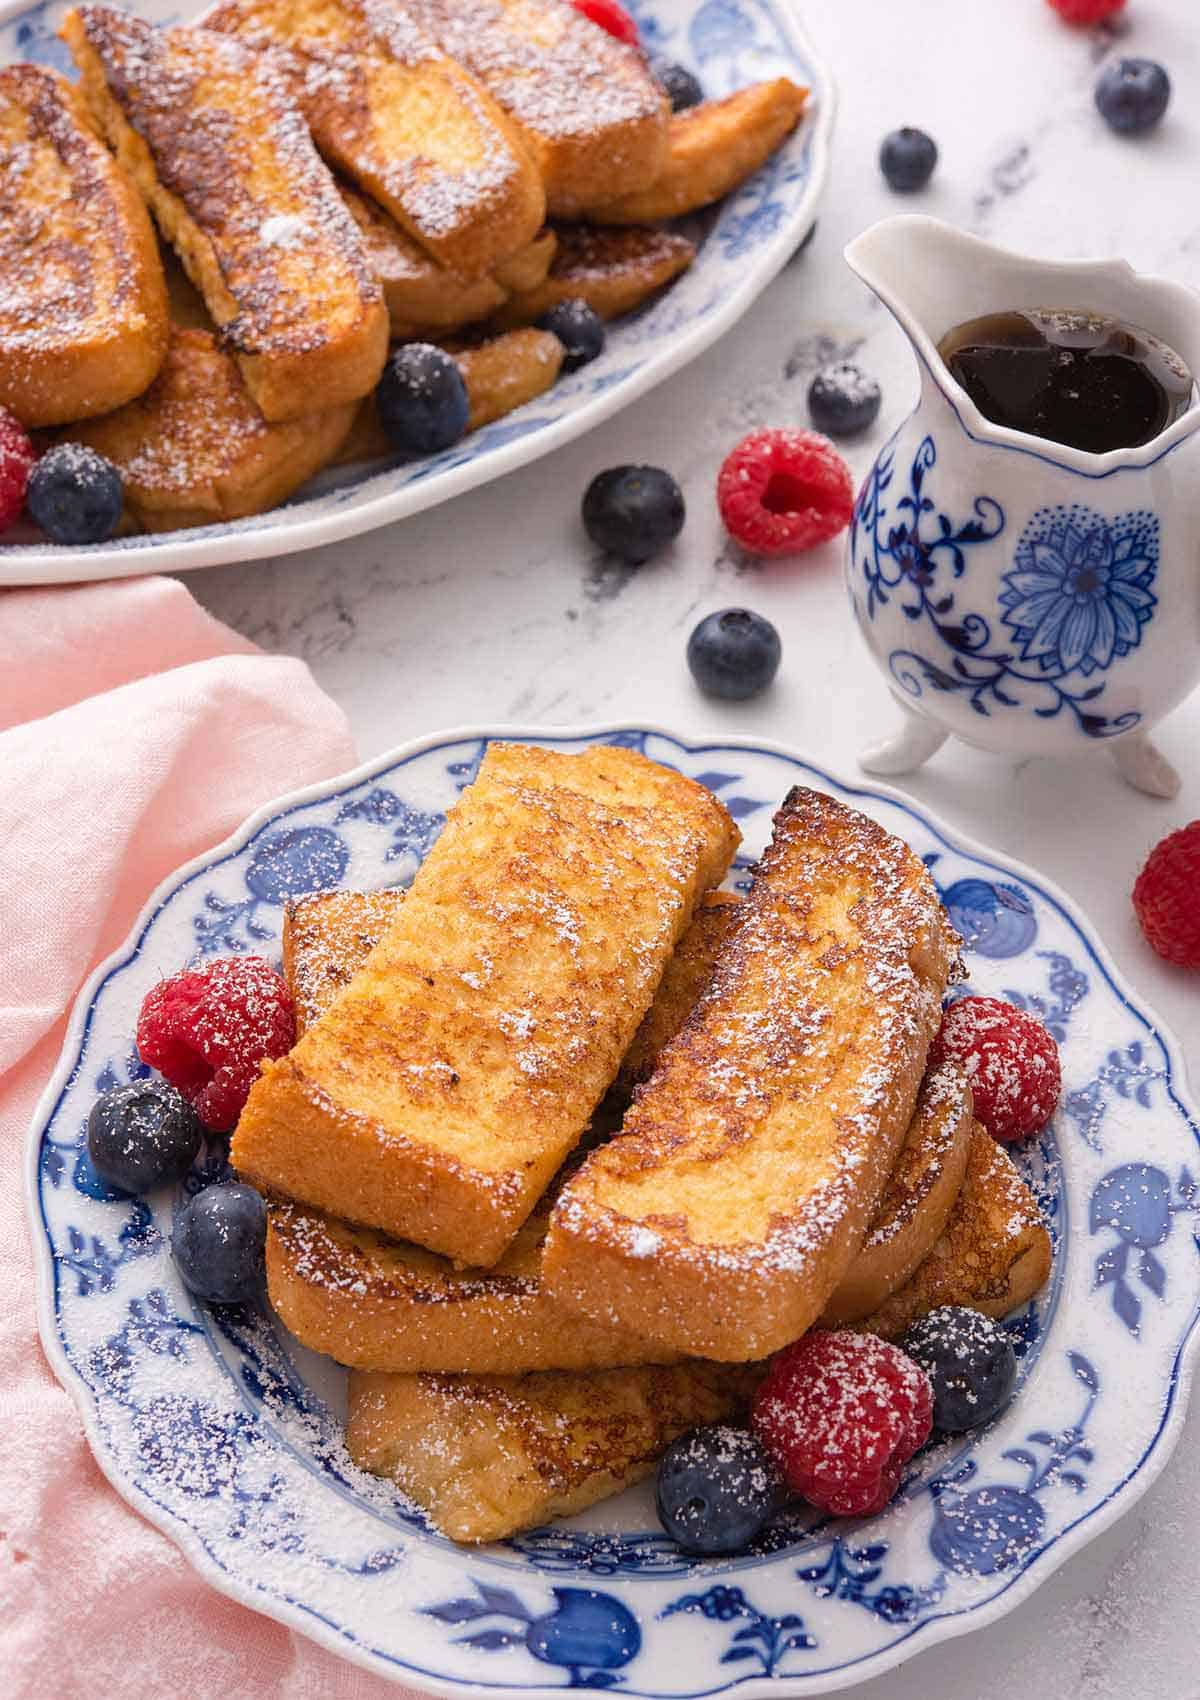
[1111,732,1180,800]
[860,711,948,777]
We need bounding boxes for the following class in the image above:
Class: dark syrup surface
[938,308,1194,453]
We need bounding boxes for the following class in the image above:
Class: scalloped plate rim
[26,721,1200,1697]
[0,0,835,586]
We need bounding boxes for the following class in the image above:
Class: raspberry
[1133,820,1200,968]
[1047,0,1125,22]
[930,995,1060,1142]
[569,0,639,46]
[137,956,295,1131]
[0,409,35,534]
[752,1331,932,1517]
[717,428,854,557]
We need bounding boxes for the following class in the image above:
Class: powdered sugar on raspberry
[931,995,1060,1143]
[0,408,34,531]
[752,1330,932,1517]
[137,955,296,1131]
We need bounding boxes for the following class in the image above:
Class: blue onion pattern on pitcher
[850,435,1158,738]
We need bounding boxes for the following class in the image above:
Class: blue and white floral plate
[0,0,832,587]
[28,726,1200,1695]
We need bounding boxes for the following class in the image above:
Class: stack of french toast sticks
[227,743,1052,1544]
[0,0,807,534]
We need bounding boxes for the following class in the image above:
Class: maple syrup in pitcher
[938,308,1195,453]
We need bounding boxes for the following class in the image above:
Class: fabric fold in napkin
[0,575,408,1696]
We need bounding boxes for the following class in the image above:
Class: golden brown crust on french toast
[203,0,545,280]
[340,186,509,333]
[0,64,168,427]
[543,787,961,1361]
[492,223,695,329]
[232,743,738,1265]
[284,886,404,1036]
[268,1196,679,1371]
[61,326,355,530]
[491,227,556,293]
[856,1127,1052,1340]
[619,890,740,1088]
[587,78,807,224]
[396,0,670,215]
[63,5,388,421]
[345,1360,759,1541]
[819,1061,974,1326]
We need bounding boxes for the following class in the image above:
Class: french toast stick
[267,889,971,1374]
[345,1360,761,1542]
[203,0,545,280]
[856,1126,1053,1340]
[0,64,168,427]
[232,743,739,1264]
[62,326,356,530]
[588,78,807,224]
[340,186,508,334]
[492,224,695,330]
[542,788,961,1361]
[63,5,389,422]
[819,1061,974,1326]
[393,0,670,215]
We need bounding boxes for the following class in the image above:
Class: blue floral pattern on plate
[0,0,832,582]
[27,727,1200,1697]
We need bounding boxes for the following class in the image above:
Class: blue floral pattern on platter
[28,728,1200,1697]
[0,0,829,577]
[850,435,1157,739]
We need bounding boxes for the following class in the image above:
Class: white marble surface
[191,3,1200,1695]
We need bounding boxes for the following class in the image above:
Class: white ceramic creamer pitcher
[844,215,1200,797]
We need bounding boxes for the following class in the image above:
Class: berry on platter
[687,608,781,700]
[582,464,685,563]
[930,994,1061,1143]
[25,442,123,545]
[879,126,938,192]
[653,59,704,111]
[376,343,470,455]
[717,427,854,557]
[569,0,639,45]
[1133,819,1200,968]
[752,1331,932,1517]
[656,1424,788,1554]
[1095,57,1171,134]
[902,1306,1018,1433]
[137,955,296,1132]
[1047,0,1125,19]
[172,1182,267,1305]
[537,299,606,372]
[86,1080,204,1194]
[807,362,882,437]
[0,408,35,533]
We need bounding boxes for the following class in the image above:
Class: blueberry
[656,1424,787,1554]
[582,464,685,563]
[807,362,882,437]
[1095,57,1170,134]
[902,1306,1017,1433]
[687,608,782,700]
[172,1182,267,1305]
[538,299,606,373]
[376,343,470,455]
[86,1081,204,1194]
[879,126,938,192]
[26,443,123,544]
[653,58,704,111]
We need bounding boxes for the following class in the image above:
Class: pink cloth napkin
[0,576,412,1697]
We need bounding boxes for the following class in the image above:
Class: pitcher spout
[845,214,1200,470]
